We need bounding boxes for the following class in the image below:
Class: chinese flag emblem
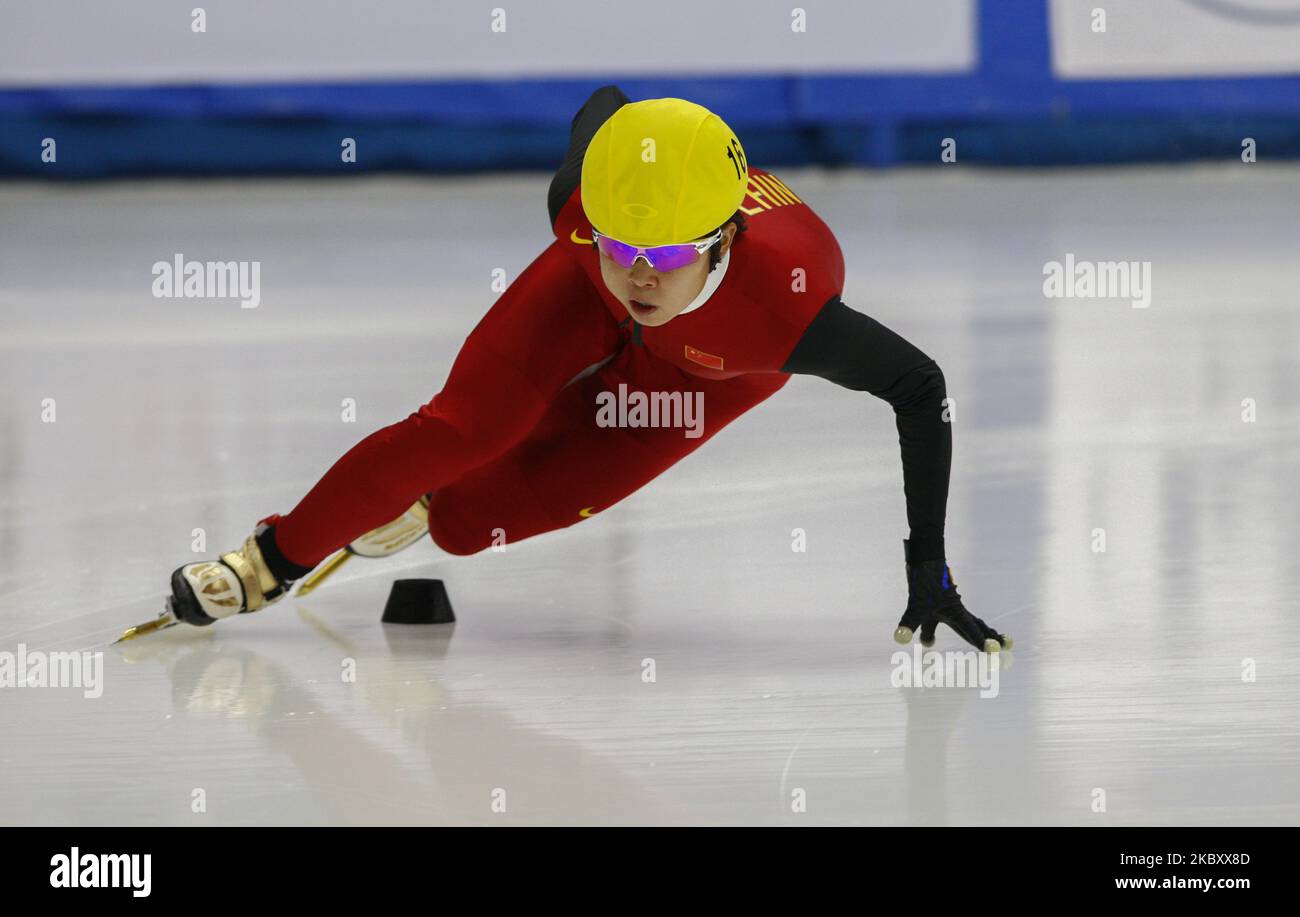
[684,345,724,371]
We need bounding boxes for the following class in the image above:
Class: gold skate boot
[293,495,431,597]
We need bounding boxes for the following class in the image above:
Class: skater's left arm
[781,295,950,562]
[780,296,1012,651]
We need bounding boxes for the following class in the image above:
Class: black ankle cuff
[256,524,315,583]
[903,536,946,564]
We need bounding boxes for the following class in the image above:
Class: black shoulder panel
[548,85,631,230]
[781,295,937,393]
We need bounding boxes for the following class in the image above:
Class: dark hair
[707,209,748,273]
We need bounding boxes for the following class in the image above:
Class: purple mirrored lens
[646,246,700,271]
[595,235,637,266]
[595,234,699,271]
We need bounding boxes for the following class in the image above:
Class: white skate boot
[110,496,436,642]
[289,494,431,597]
[166,522,294,627]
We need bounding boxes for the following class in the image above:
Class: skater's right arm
[548,85,630,232]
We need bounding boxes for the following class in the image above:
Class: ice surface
[1,166,1297,825]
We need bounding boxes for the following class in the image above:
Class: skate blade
[112,606,180,644]
[293,549,352,597]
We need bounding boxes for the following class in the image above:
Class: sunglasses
[591,228,722,272]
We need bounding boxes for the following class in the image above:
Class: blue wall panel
[2,1,1297,177]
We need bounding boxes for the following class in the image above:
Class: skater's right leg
[169,240,622,623]
[427,342,790,555]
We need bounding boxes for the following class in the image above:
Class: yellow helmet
[581,97,749,247]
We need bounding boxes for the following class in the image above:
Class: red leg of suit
[271,240,621,567]
[427,338,789,555]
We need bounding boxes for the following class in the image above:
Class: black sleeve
[781,295,951,562]
[548,85,632,231]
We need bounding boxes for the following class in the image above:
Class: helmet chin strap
[677,247,731,316]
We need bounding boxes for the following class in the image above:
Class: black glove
[893,540,1012,652]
